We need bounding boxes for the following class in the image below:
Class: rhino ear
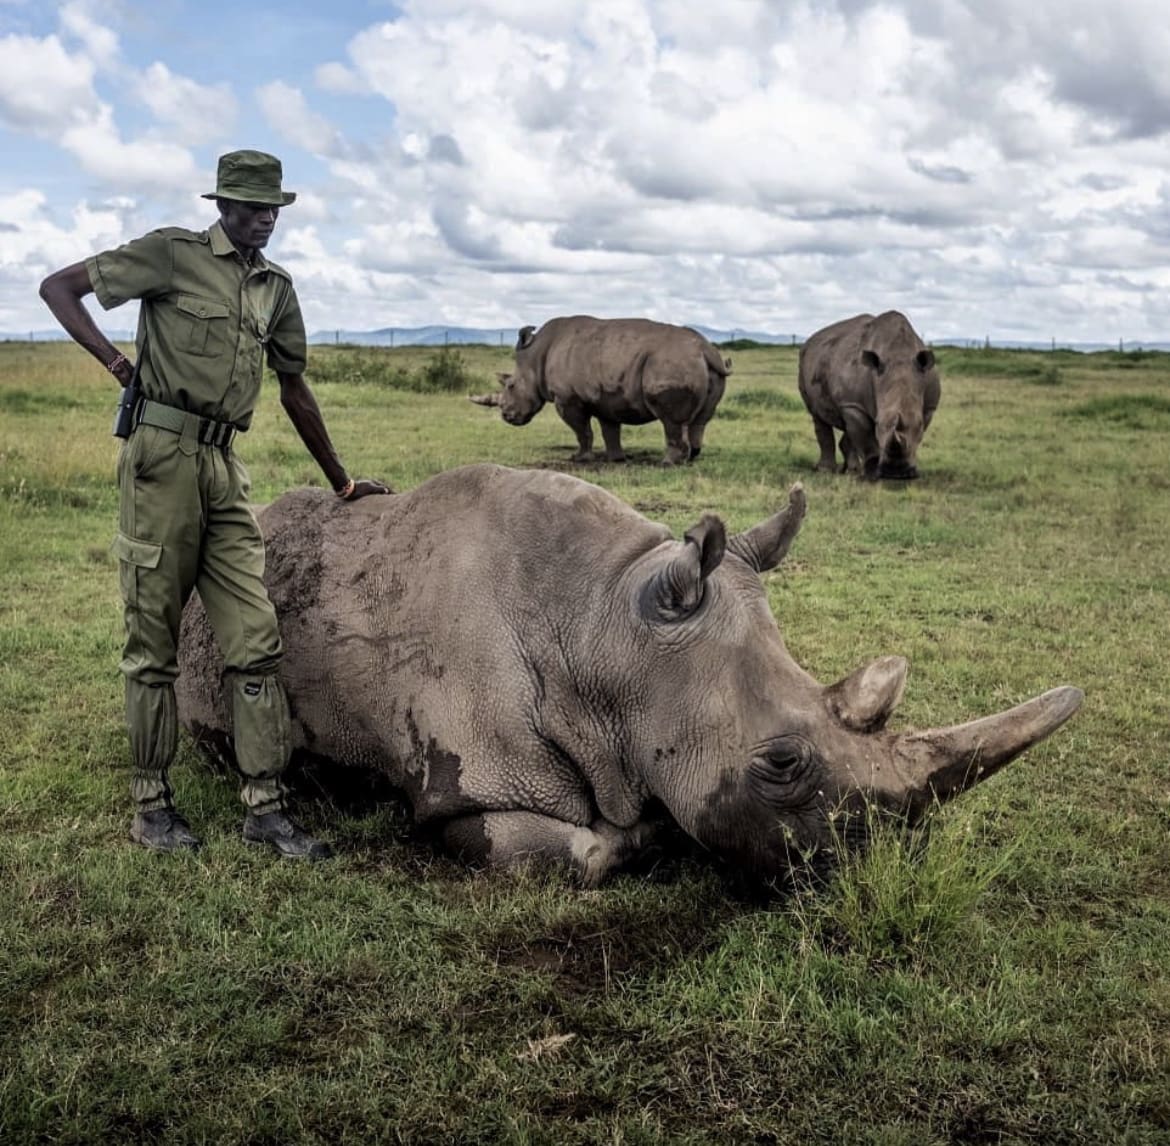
[826,655,908,732]
[862,349,883,372]
[644,514,726,621]
[517,325,536,350]
[727,484,805,573]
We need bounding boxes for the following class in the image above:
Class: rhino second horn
[827,655,908,732]
[893,686,1084,814]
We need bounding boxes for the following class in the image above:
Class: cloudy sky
[3,0,1170,343]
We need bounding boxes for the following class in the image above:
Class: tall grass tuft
[793,803,1019,970]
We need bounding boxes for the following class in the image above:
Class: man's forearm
[278,373,348,490]
[39,263,128,383]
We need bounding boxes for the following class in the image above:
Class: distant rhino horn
[468,392,501,406]
[727,483,806,573]
[892,686,1083,815]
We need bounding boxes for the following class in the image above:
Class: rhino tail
[702,342,731,377]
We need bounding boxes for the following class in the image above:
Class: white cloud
[0,187,138,329]
[55,103,199,192]
[4,0,1170,339]
[314,60,366,95]
[135,62,237,147]
[0,33,98,133]
[59,0,118,69]
[257,80,344,157]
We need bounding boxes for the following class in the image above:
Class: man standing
[39,149,389,859]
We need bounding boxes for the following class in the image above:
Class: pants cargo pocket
[111,530,163,610]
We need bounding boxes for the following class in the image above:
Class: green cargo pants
[112,415,291,815]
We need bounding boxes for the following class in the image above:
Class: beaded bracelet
[106,352,129,375]
[336,478,356,499]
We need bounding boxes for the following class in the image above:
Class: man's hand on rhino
[345,478,392,500]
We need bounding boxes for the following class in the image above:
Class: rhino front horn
[468,392,501,406]
[894,686,1083,815]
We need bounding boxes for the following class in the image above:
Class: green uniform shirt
[86,221,307,431]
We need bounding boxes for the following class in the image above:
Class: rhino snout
[878,460,919,481]
[877,420,922,479]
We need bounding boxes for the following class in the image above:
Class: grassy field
[1,338,1168,1144]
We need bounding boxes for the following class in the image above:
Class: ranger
[39,149,390,859]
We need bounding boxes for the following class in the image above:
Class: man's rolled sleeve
[85,233,173,311]
[266,284,308,375]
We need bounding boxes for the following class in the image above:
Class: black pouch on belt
[112,381,142,439]
[112,331,147,439]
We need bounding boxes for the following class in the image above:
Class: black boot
[242,810,334,860]
[130,808,201,852]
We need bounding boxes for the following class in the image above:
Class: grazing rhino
[799,311,940,479]
[175,464,1080,888]
[469,317,730,465]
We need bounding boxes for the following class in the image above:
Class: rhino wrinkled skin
[176,465,1081,887]
[470,317,730,465]
[799,311,941,480]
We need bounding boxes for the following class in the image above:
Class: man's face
[218,199,280,252]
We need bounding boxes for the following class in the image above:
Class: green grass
[2,339,1169,1143]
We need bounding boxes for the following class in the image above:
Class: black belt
[135,399,240,449]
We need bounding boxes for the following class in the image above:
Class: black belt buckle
[198,418,235,448]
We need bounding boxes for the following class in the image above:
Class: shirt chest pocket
[175,294,232,358]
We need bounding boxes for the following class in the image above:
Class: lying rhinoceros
[175,464,1080,887]
[469,317,730,465]
[798,311,940,479]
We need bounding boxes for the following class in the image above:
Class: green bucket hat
[201,149,296,206]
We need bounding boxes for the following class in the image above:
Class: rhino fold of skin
[176,464,1082,888]
[798,310,941,480]
[472,316,731,465]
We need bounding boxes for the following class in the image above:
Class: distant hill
[305,324,798,347]
[7,326,1170,353]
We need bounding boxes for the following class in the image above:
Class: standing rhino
[176,464,1080,888]
[799,311,940,479]
[469,317,730,465]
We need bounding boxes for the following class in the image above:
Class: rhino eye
[748,738,815,804]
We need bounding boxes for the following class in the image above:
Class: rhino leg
[599,419,627,463]
[658,418,691,466]
[840,408,880,478]
[811,416,839,472]
[840,432,857,474]
[557,400,596,461]
[689,374,725,460]
[689,416,710,460]
[441,812,654,888]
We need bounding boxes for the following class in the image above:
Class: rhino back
[177,464,669,822]
[798,313,876,421]
[802,312,933,417]
[537,316,721,422]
